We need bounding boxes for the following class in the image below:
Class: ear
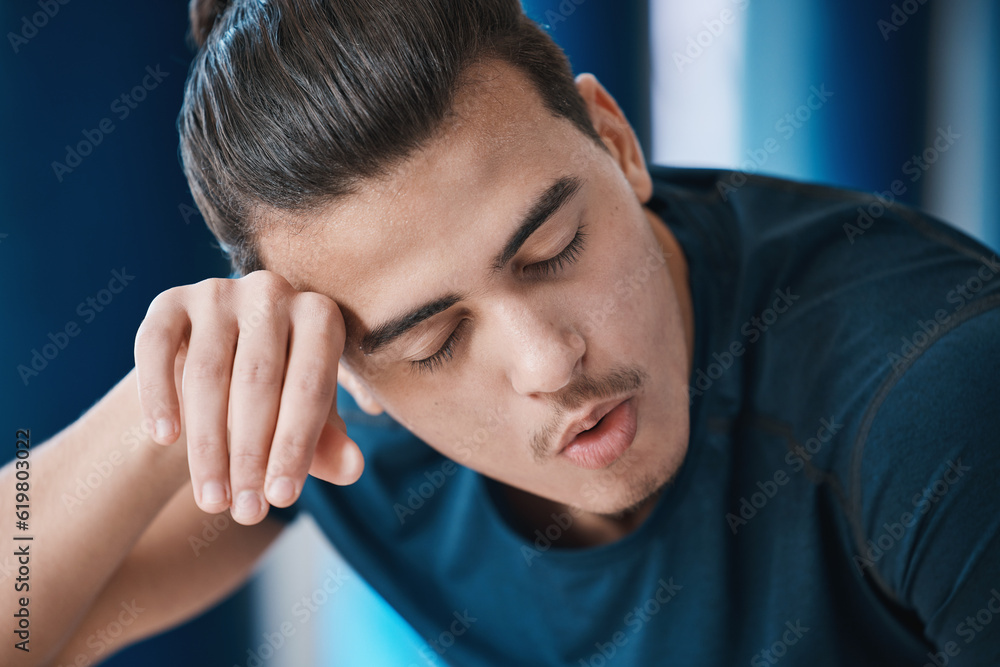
[575,73,653,204]
[337,361,385,416]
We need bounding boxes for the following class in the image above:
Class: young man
[4,0,998,665]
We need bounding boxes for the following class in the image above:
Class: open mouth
[559,397,638,470]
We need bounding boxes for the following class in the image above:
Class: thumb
[307,396,365,485]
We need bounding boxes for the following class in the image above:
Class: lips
[556,397,626,452]
[557,396,638,470]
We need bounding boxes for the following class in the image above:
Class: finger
[309,417,365,486]
[307,365,364,486]
[264,293,357,506]
[134,291,190,445]
[182,297,238,514]
[227,292,289,524]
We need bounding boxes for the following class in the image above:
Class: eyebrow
[358,176,583,356]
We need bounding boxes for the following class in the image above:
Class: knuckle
[145,286,184,315]
[185,355,230,383]
[229,448,268,472]
[244,270,292,296]
[296,292,340,325]
[238,276,292,334]
[187,435,226,460]
[136,375,171,402]
[239,298,281,334]
[233,358,283,387]
[133,323,171,355]
[251,279,285,307]
[293,363,336,401]
[271,433,312,470]
[194,277,230,303]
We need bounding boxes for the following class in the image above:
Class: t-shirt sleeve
[854,303,1000,665]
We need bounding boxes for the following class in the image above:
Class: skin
[263,61,695,544]
[1,51,698,667]
[137,60,695,547]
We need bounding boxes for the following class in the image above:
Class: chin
[570,439,687,517]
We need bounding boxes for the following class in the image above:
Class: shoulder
[648,165,992,265]
[662,166,1000,455]
[848,302,1000,651]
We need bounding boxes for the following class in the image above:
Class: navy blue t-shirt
[271,166,1000,666]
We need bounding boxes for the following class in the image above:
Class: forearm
[0,368,190,665]
[48,483,286,667]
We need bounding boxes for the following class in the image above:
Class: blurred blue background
[0,1,996,665]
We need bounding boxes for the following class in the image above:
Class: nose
[499,302,586,396]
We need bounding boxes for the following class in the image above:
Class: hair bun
[189,0,232,49]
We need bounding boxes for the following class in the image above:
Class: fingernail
[155,418,174,441]
[267,477,295,504]
[234,490,261,519]
[202,481,226,506]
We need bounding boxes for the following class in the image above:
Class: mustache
[530,366,648,462]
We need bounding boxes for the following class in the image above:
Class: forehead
[258,61,594,346]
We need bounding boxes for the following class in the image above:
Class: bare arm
[1,271,364,665]
[0,368,191,664]
[48,481,287,666]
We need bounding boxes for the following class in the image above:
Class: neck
[501,484,662,548]
[646,205,695,378]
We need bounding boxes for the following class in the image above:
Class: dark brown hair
[179,0,602,276]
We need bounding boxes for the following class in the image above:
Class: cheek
[378,379,521,468]
[575,222,672,355]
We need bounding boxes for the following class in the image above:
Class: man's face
[260,62,692,515]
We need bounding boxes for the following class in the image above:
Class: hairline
[246,56,608,280]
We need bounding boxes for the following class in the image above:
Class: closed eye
[523,224,588,277]
[410,224,588,374]
[411,318,469,374]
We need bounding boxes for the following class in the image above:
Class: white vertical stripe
[649,0,746,168]
[253,516,334,665]
[923,0,989,240]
